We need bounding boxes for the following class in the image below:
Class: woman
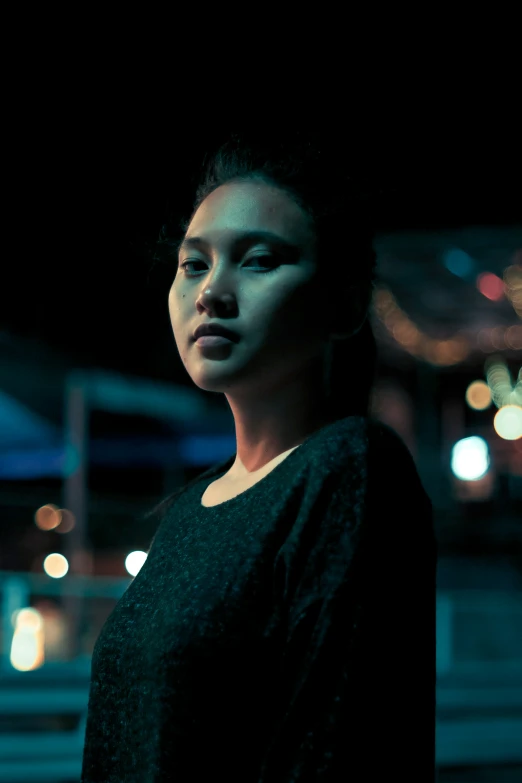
[81,133,437,781]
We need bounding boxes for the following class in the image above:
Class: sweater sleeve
[257,423,436,782]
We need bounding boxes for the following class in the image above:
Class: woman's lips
[195,335,235,348]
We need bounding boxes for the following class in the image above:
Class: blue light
[443,248,475,278]
[0,435,237,479]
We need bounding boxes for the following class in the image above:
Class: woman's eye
[179,260,205,275]
[246,255,280,271]
[179,255,280,276]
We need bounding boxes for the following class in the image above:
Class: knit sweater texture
[81,415,436,782]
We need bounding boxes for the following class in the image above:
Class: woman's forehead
[186,180,314,248]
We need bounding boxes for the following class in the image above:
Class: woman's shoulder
[320,415,429,504]
[313,415,409,464]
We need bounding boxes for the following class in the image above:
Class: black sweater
[81,415,437,782]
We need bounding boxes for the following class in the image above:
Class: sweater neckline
[197,415,364,510]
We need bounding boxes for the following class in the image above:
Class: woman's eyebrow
[176,230,299,256]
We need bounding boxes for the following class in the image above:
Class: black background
[3,117,521,385]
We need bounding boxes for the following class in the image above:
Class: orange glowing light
[34,504,62,531]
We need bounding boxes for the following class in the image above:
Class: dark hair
[151,131,381,419]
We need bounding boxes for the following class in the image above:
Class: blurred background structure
[1,123,521,782]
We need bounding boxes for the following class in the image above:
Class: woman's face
[168,179,330,397]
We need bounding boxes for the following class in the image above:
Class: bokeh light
[465,380,492,411]
[493,405,522,441]
[451,436,490,481]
